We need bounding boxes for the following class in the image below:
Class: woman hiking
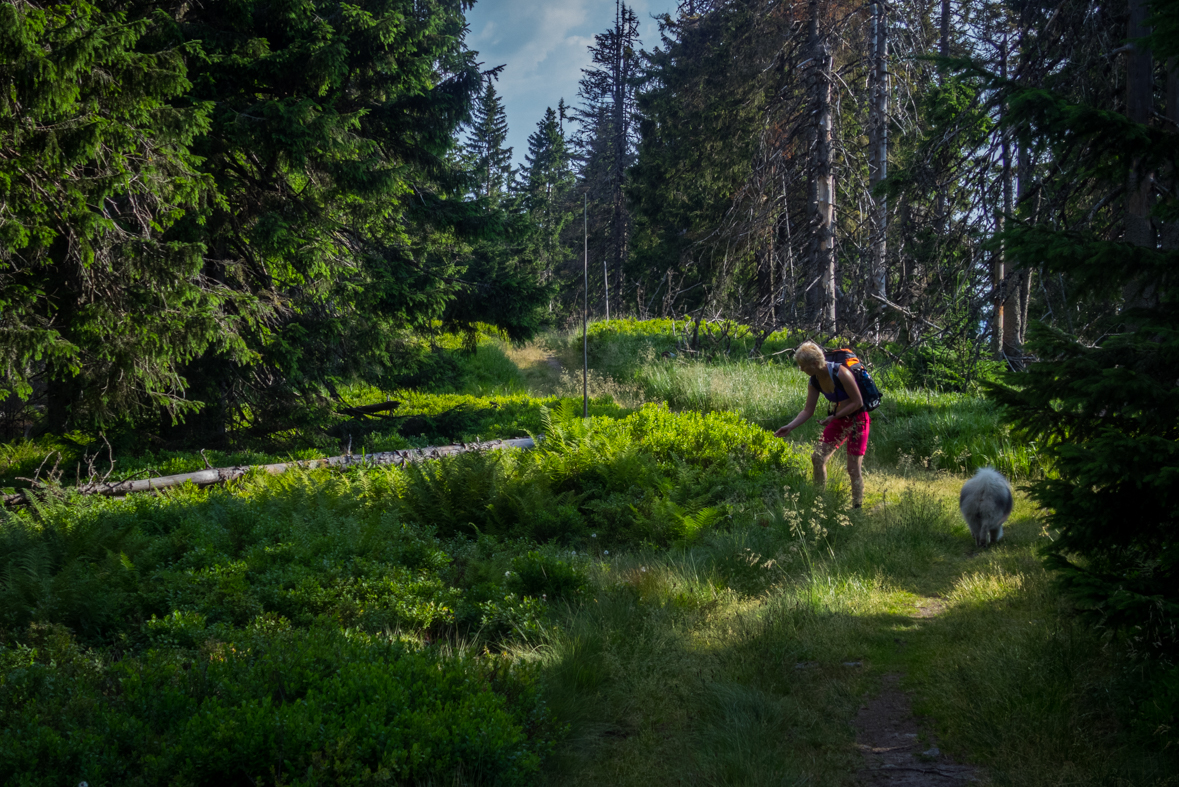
[774,341,869,508]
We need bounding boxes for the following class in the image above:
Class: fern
[537,401,592,453]
[679,506,725,541]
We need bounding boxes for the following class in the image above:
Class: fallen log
[335,400,401,418]
[1,437,535,507]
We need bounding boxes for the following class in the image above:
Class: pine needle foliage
[979,17,1179,691]
[169,0,494,436]
[1,0,553,437]
[467,79,514,201]
[0,2,251,427]
[521,106,575,290]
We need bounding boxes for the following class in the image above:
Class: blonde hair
[794,341,826,372]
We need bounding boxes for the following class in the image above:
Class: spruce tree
[985,2,1179,682]
[575,1,640,315]
[442,96,553,340]
[165,0,538,438]
[467,80,514,201]
[525,108,572,206]
[522,106,574,287]
[0,1,249,429]
[628,1,768,318]
[3,0,551,437]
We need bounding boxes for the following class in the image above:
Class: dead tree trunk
[940,0,951,64]
[756,231,775,324]
[934,0,951,271]
[1124,0,1156,307]
[776,185,798,325]
[2,438,537,507]
[1002,144,1033,366]
[993,33,1010,357]
[1002,6,1035,369]
[807,0,836,333]
[1160,57,1179,252]
[867,0,889,333]
[609,0,637,314]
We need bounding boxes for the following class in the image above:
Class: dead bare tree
[867,0,890,335]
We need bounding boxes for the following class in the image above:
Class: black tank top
[809,362,850,403]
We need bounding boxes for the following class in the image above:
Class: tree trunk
[940,0,950,63]
[1002,4,1035,369]
[867,0,889,329]
[934,0,951,269]
[808,0,836,333]
[44,237,81,434]
[1002,144,1032,366]
[1123,0,1155,306]
[1162,57,1179,252]
[993,34,1012,359]
[776,198,796,325]
[756,224,775,324]
[3,438,537,507]
[610,0,631,314]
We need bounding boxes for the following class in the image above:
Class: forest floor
[504,336,1169,787]
[4,330,1172,787]
[516,342,979,785]
[853,673,979,787]
[534,468,1068,787]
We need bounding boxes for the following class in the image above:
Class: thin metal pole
[603,257,610,321]
[583,193,589,417]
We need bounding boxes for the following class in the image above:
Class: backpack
[823,348,883,413]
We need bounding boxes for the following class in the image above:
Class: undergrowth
[549,318,1045,479]
[0,402,837,785]
[3,319,1166,787]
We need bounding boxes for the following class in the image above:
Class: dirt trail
[854,673,980,786]
[854,588,982,787]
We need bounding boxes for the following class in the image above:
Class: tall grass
[633,358,1045,479]
[876,388,1046,480]
[525,473,1176,787]
[539,317,1042,479]
[3,321,1153,786]
[451,338,531,395]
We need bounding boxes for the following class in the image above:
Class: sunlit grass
[456,337,530,395]
[521,468,1175,787]
[629,357,1046,479]
[540,320,1045,479]
[2,325,1168,785]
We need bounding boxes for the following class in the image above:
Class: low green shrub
[564,318,815,383]
[0,396,823,780]
[3,317,1070,783]
[508,551,588,601]
[0,621,549,787]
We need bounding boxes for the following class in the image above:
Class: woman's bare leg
[812,441,838,489]
[847,453,864,507]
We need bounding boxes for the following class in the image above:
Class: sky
[464,0,680,169]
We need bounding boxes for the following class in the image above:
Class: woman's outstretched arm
[775,385,819,437]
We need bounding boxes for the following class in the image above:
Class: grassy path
[528,470,1171,786]
[3,332,1171,786]
[483,336,1168,786]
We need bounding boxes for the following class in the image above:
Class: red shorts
[821,411,870,456]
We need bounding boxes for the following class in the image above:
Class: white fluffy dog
[959,467,1013,547]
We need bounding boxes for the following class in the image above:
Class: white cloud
[471,20,499,45]
[465,0,678,165]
